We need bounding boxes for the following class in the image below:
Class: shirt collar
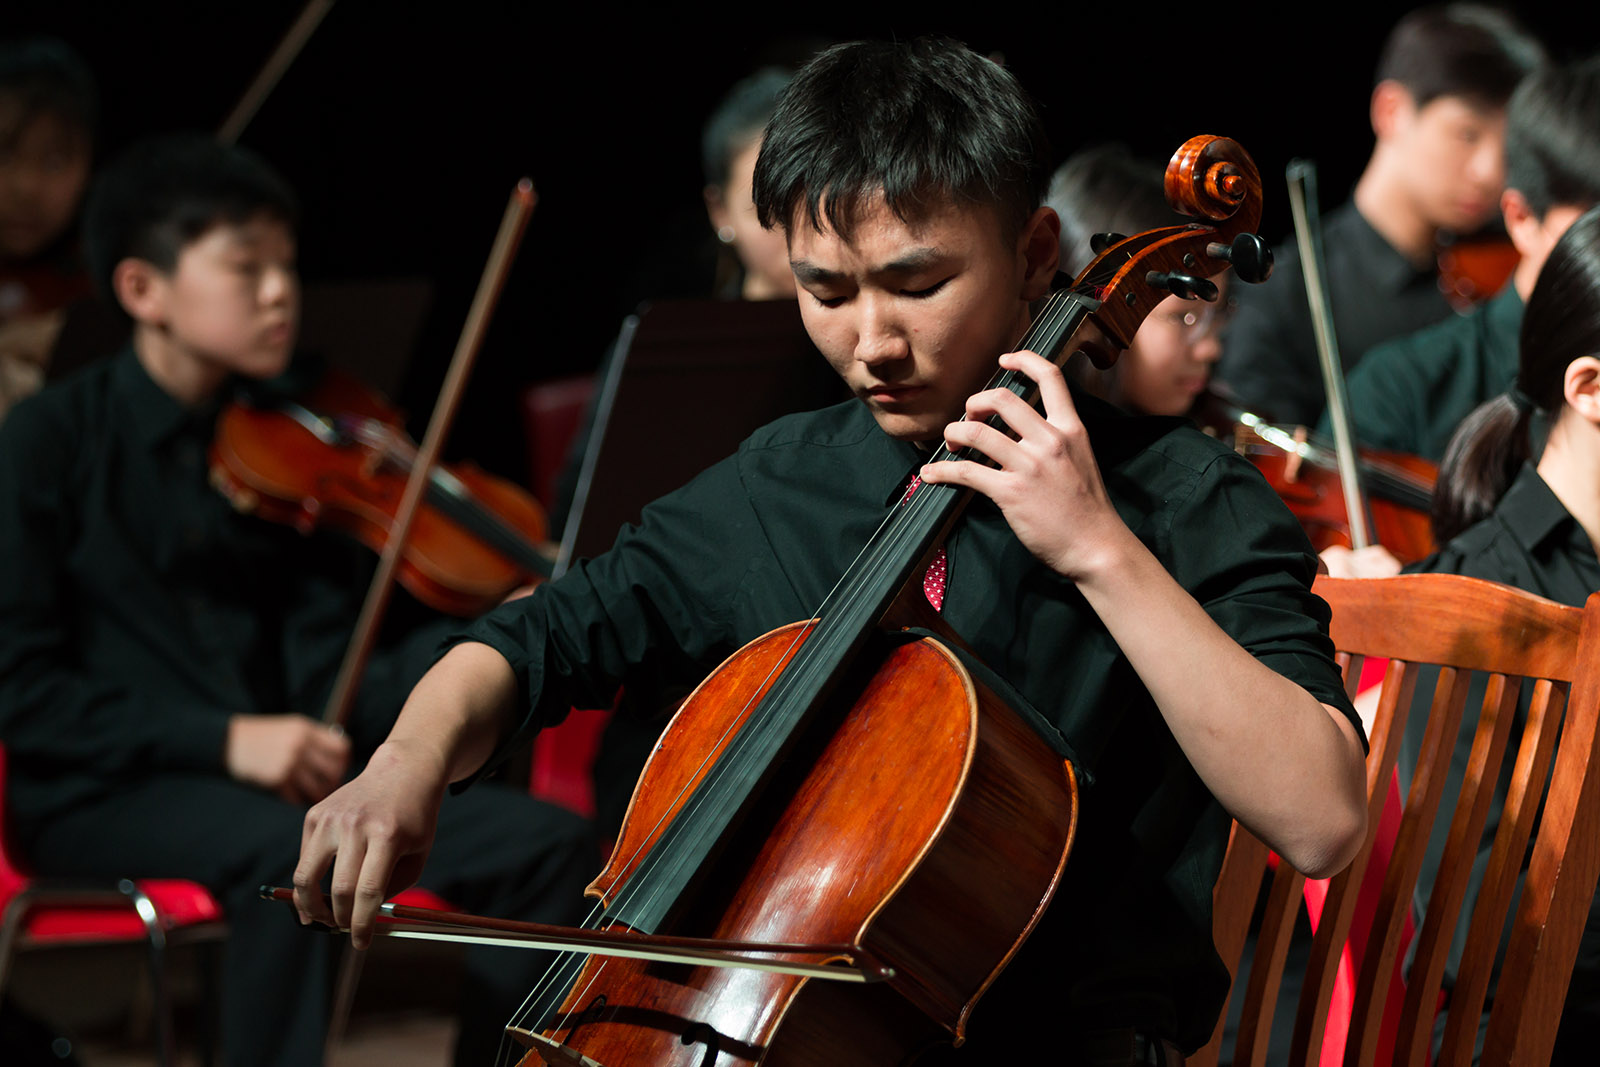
[113,347,221,449]
[1498,463,1588,556]
[1341,204,1434,295]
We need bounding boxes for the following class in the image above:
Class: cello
[278,134,1276,1064]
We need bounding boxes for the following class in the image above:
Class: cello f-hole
[680,1021,722,1066]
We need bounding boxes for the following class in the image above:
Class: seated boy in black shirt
[297,39,1368,1063]
[0,135,594,1067]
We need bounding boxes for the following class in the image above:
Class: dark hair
[1374,4,1545,110]
[752,38,1050,242]
[1432,203,1600,542]
[1504,55,1600,217]
[82,135,298,307]
[701,67,792,189]
[0,36,97,149]
[1046,144,1179,277]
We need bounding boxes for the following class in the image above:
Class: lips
[865,383,926,404]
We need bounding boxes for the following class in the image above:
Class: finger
[326,829,370,935]
[917,457,1007,499]
[294,810,339,926]
[303,740,350,786]
[937,417,1025,471]
[349,842,401,951]
[998,350,1080,429]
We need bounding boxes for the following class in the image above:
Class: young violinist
[0,135,595,1067]
[1403,202,1600,1063]
[1332,53,1600,463]
[0,36,95,424]
[1216,4,1545,428]
[295,38,1367,1065]
[1048,143,1228,420]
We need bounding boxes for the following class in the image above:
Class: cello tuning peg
[1145,271,1219,302]
[1089,232,1127,254]
[1205,233,1274,284]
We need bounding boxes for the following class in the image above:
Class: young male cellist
[297,38,1367,1064]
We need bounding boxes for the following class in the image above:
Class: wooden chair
[1194,574,1600,1067]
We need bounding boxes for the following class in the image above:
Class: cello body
[526,623,1078,1066]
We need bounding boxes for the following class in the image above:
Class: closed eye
[902,278,950,299]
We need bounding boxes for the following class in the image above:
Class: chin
[868,408,944,444]
[237,348,293,381]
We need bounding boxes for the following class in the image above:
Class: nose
[260,264,298,308]
[1191,331,1223,365]
[853,294,910,368]
[1469,135,1505,194]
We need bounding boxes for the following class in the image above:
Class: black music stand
[556,298,847,573]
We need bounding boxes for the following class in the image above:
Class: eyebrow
[789,247,948,285]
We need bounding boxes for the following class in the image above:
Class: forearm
[1077,530,1367,877]
[379,640,519,787]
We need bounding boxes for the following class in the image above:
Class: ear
[1370,80,1414,142]
[1564,356,1600,425]
[1018,206,1061,300]
[111,258,169,326]
[1502,188,1542,257]
[704,184,733,236]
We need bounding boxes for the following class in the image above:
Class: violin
[1199,397,1438,563]
[1437,230,1519,312]
[209,366,551,617]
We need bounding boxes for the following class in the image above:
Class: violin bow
[217,0,337,144]
[320,179,537,728]
[1285,159,1374,551]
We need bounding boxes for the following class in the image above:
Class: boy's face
[0,109,92,262]
[145,215,298,381]
[787,194,1055,442]
[1386,89,1506,235]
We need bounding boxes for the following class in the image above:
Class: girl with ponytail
[1407,202,1600,1062]
[1425,201,1600,589]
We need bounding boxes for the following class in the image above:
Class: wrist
[366,735,453,796]
[1054,521,1145,587]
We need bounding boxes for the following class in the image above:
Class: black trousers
[20,774,594,1067]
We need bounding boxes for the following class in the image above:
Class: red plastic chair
[0,744,228,1066]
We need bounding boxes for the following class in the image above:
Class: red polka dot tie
[903,475,948,613]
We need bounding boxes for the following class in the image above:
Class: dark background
[4,1,1593,483]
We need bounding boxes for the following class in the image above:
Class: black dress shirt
[1217,201,1457,427]
[452,389,1360,1053]
[0,348,443,831]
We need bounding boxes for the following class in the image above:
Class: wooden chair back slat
[1200,576,1600,1067]
[1392,673,1524,1065]
[1292,656,1419,1066]
[1233,859,1306,1066]
[1482,590,1600,1063]
[1433,678,1567,1063]
[1347,666,1473,1064]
